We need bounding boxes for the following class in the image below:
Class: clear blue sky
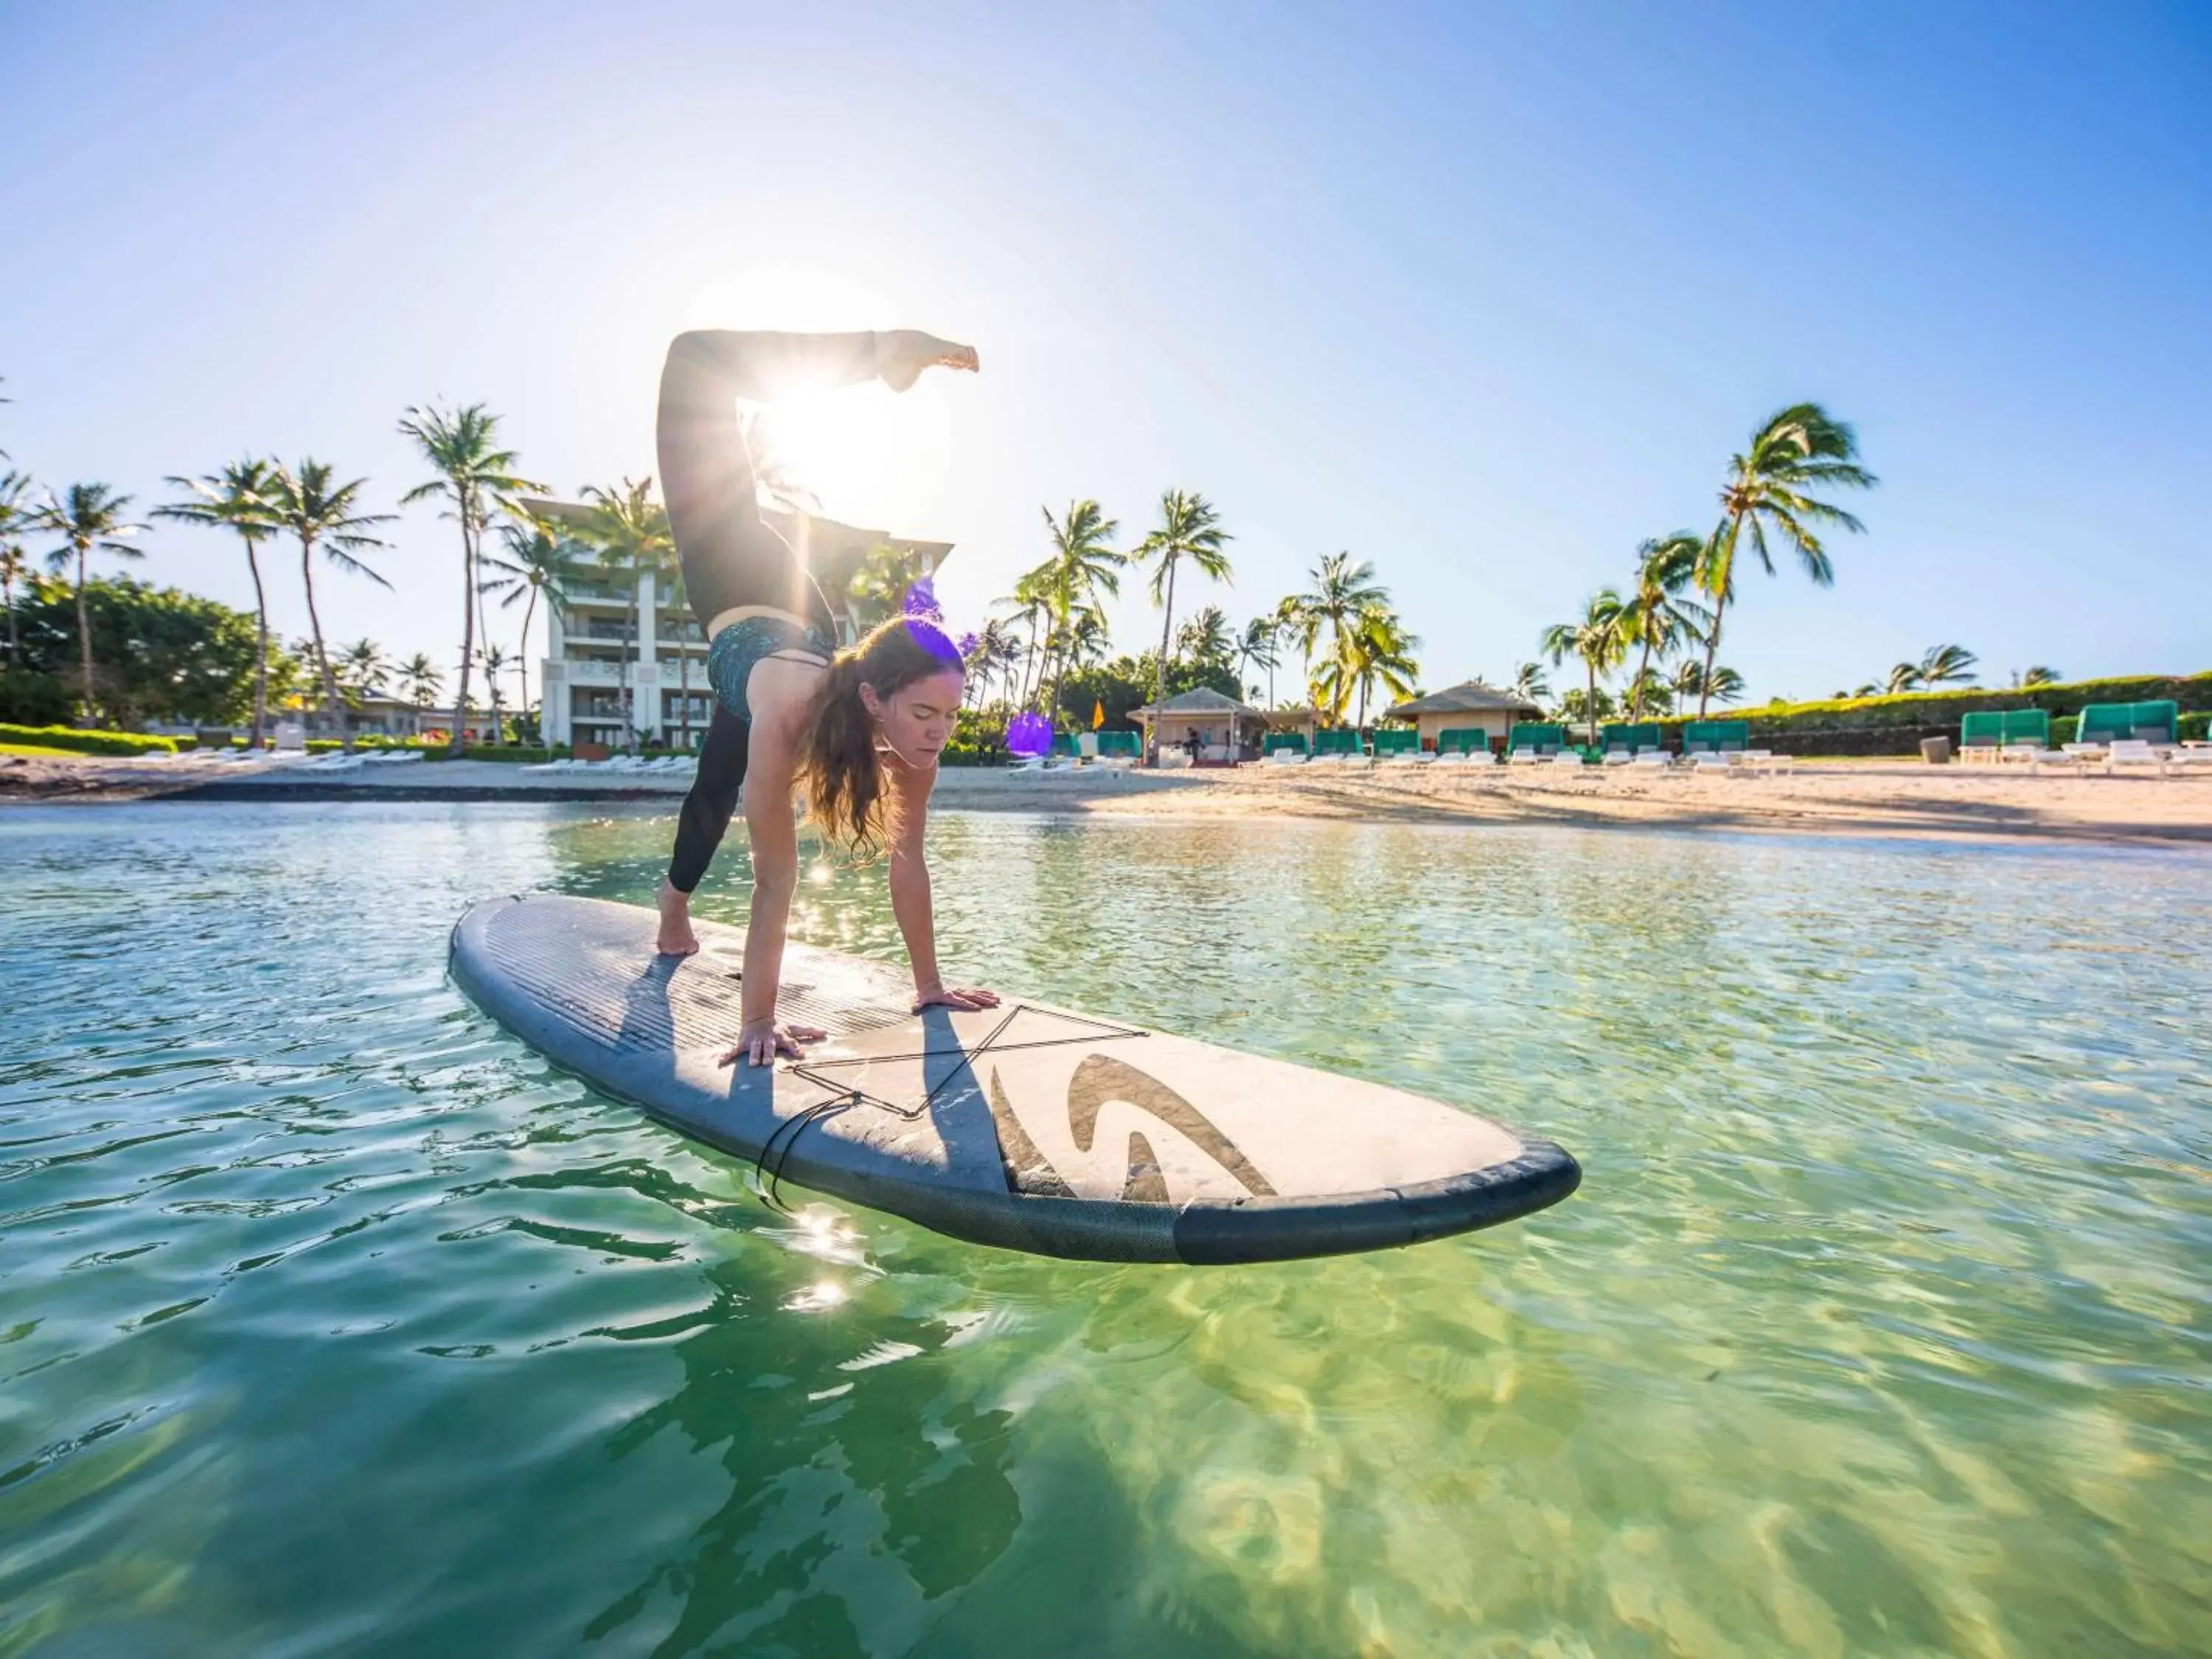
[5,0,2208,702]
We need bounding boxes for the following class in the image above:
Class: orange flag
[1092,699,1105,729]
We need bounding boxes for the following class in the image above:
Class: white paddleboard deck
[449,895,1579,1263]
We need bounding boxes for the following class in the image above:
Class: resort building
[1384,681,1545,751]
[520,498,951,752]
[1131,686,1269,762]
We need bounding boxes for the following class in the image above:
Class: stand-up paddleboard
[449,895,1579,1263]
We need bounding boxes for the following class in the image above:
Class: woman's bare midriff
[706,602,819,640]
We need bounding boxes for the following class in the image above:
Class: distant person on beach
[651,327,998,1065]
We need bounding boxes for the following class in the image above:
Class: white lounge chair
[1630,750,1672,772]
[2106,740,2171,777]
[1599,745,1633,767]
[1266,748,1308,765]
[1548,751,1585,771]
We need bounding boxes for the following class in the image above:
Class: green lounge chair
[1371,728,1425,763]
[1599,722,1663,765]
[2000,709,2051,762]
[1959,709,2006,762]
[1093,730,1142,768]
[1507,722,1565,763]
[1434,728,1497,766]
[2077,700,2179,748]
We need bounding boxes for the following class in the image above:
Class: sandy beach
[9,751,2211,846]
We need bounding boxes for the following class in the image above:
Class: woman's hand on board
[719,1019,830,1068]
[913,984,1001,1015]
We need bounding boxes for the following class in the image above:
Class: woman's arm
[722,723,827,1066]
[885,757,999,1014]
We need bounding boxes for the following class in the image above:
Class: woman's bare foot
[656,878,700,956]
[874,330,978,392]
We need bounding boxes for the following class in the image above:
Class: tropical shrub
[7,578,266,728]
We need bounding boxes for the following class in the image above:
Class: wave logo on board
[987,1054,1277,1205]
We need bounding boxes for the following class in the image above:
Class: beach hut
[1384,681,1545,754]
[1130,687,1268,763]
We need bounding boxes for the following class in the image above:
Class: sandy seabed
[8,751,2212,847]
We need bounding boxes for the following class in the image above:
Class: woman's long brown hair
[798,616,963,855]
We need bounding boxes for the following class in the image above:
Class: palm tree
[400,652,444,713]
[2012,665,2062,689]
[850,542,934,630]
[1037,499,1124,728]
[1619,532,1711,720]
[1287,553,1387,716]
[1175,605,1234,673]
[30,483,145,723]
[1916,643,1978,687]
[339,639,392,705]
[1343,604,1421,731]
[0,470,33,670]
[966,616,1020,709]
[265,460,392,749]
[155,459,283,745]
[1676,660,1745,709]
[398,403,541,753]
[481,514,582,734]
[1238,615,1281,706]
[1622,664,1674,717]
[1540,589,1628,745]
[999,568,1052,710]
[1696,404,1877,716]
[1137,490,1232,761]
[1509,661,1551,706]
[475,642,512,742]
[573,476,673,754]
[1884,661,1922,695]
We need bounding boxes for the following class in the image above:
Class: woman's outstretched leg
[659,706,751,955]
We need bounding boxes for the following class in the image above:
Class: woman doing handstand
[651,327,998,1066]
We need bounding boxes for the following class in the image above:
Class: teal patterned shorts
[706,616,834,721]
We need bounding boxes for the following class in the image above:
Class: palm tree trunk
[1586,661,1599,746]
[4,571,18,669]
[1150,558,1178,765]
[300,537,345,749]
[1698,513,1740,720]
[1630,628,1653,723]
[517,587,538,739]
[246,539,270,747]
[74,544,94,724]
[451,521,476,753]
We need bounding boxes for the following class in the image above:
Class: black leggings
[667,703,749,894]
[657,330,873,894]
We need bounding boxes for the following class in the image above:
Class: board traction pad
[450,894,1580,1264]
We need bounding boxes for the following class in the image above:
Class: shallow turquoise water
[3,801,2208,1658]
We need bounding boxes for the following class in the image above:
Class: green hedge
[1647,672,2212,757]
[0,723,181,756]
[1685,671,2212,737]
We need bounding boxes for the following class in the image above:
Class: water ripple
[1,803,2208,1656]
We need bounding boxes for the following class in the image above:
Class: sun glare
[684,262,953,534]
